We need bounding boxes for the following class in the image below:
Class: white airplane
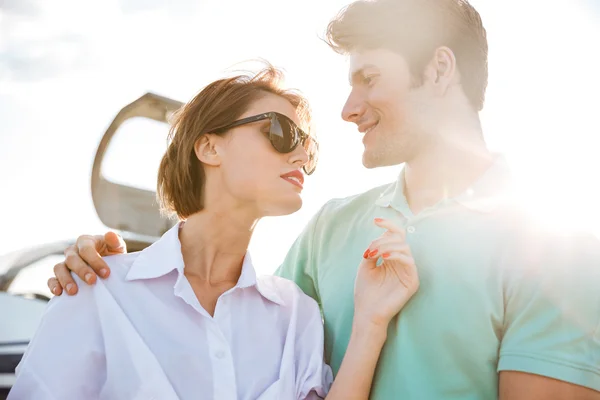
[0,93,182,398]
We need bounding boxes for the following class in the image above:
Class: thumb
[104,231,126,253]
[360,248,379,270]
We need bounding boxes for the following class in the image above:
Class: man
[48,0,600,398]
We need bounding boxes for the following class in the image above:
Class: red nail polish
[369,249,379,257]
[363,249,370,258]
[374,218,383,223]
[382,252,390,258]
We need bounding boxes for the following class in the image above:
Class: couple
[15,0,600,398]
[10,64,418,399]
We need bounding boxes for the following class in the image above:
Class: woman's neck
[179,208,259,284]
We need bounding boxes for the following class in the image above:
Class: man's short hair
[326,0,489,111]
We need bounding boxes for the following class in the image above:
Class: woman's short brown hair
[157,64,312,220]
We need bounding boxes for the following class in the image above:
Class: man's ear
[194,134,221,167]
[422,46,458,96]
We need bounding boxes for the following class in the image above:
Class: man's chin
[362,153,383,169]
[362,151,404,169]
[362,161,380,169]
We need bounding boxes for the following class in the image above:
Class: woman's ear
[194,134,221,167]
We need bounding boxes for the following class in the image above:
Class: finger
[380,252,414,264]
[380,253,416,280]
[105,231,126,254]
[367,234,408,252]
[47,277,62,296]
[361,247,380,270]
[374,218,405,238]
[65,245,98,284]
[374,242,412,258]
[381,251,418,277]
[381,253,419,290]
[76,236,110,278]
[53,262,78,295]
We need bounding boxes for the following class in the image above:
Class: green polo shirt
[275,156,600,399]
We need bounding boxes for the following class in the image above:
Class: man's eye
[363,75,377,86]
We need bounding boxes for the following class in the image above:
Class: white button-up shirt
[10,224,333,400]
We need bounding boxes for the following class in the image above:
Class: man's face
[342,48,435,168]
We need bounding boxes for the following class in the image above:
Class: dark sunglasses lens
[269,113,318,174]
[269,115,298,153]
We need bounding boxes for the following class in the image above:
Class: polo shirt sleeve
[9,278,105,399]
[274,203,329,304]
[498,230,600,392]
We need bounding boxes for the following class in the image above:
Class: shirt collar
[125,222,184,281]
[237,252,285,305]
[374,154,513,214]
[125,222,284,305]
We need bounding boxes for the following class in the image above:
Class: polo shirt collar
[374,154,513,214]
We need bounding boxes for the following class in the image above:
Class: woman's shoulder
[103,251,140,266]
[256,274,320,315]
[101,252,143,280]
[54,252,139,300]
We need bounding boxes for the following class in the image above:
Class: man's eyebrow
[348,64,379,85]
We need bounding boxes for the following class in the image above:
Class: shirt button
[215,350,226,359]
[407,226,416,234]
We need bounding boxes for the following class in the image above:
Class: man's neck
[404,141,494,215]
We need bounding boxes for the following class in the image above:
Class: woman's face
[206,93,311,217]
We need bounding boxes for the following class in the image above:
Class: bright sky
[1,0,599,293]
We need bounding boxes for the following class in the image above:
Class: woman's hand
[353,218,420,328]
[324,218,420,400]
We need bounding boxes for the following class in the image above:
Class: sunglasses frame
[212,111,318,175]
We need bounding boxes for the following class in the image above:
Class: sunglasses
[212,112,318,175]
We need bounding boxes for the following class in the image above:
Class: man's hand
[353,218,420,328]
[47,231,127,296]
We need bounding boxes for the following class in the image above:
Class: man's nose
[341,89,366,123]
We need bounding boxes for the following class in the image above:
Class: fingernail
[374,218,383,223]
[382,252,390,258]
[85,273,93,283]
[363,249,370,258]
[52,286,59,295]
[66,283,74,293]
[369,249,378,257]
[100,268,108,278]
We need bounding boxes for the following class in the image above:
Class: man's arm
[9,277,105,399]
[498,231,600,399]
[499,371,600,400]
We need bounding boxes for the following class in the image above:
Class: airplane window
[101,116,171,192]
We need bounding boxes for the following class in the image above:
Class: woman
[10,65,419,400]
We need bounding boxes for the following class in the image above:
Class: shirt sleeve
[294,296,334,400]
[498,230,600,392]
[9,277,105,400]
[274,203,329,304]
